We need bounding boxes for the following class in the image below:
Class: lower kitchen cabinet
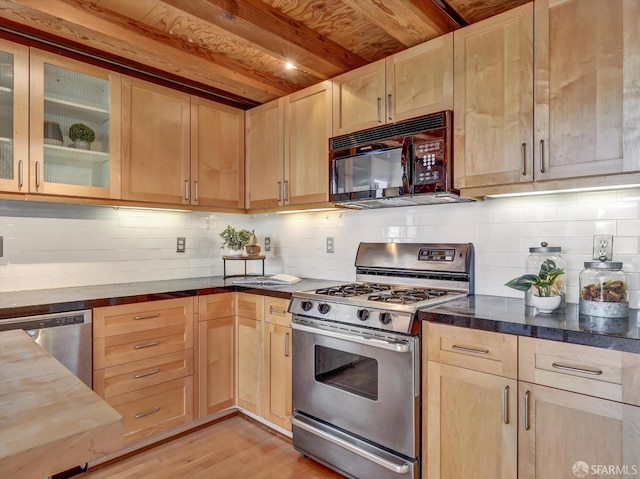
[262,297,292,431]
[235,293,263,415]
[93,297,195,444]
[197,293,235,417]
[518,382,640,479]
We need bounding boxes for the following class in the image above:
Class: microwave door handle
[402,138,411,193]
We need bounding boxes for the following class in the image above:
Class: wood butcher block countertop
[0,330,124,479]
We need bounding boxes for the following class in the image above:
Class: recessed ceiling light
[285,62,296,70]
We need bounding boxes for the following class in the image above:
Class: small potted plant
[505,259,565,313]
[219,225,252,256]
[68,123,96,150]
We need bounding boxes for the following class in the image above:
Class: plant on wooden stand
[219,225,252,256]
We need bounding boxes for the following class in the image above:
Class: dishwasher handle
[0,309,92,332]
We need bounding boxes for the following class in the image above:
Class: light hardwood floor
[82,414,345,479]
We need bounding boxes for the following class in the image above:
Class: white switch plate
[326,237,334,253]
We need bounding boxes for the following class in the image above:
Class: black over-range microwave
[329,111,472,209]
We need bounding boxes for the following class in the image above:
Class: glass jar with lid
[525,242,566,308]
[579,259,628,318]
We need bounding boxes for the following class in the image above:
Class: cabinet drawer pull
[134,368,161,379]
[376,97,382,123]
[283,180,289,202]
[451,344,489,355]
[503,385,510,425]
[269,306,287,315]
[521,143,527,175]
[36,161,41,188]
[551,362,603,376]
[285,332,290,357]
[387,94,392,121]
[194,180,199,202]
[134,340,160,350]
[134,406,161,419]
[539,139,545,173]
[184,179,189,201]
[133,313,160,320]
[18,160,23,188]
[524,390,531,431]
[276,181,282,201]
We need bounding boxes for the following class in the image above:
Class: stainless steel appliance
[0,309,92,387]
[289,242,475,479]
[329,111,473,209]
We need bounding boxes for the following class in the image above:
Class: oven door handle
[291,322,411,353]
[291,416,410,474]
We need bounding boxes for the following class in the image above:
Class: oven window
[314,345,378,401]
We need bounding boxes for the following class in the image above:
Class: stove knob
[379,312,392,325]
[357,309,370,321]
[301,301,313,312]
[318,303,331,315]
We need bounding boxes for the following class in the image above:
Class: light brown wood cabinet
[235,292,263,414]
[262,297,292,431]
[455,0,640,196]
[0,42,122,199]
[197,293,235,418]
[424,323,518,479]
[93,297,195,444]
[332,34,453,136]
[246,80,332,210]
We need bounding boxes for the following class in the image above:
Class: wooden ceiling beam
[0,0,295,103]
[342,0,458,46]
[158,0,368,78]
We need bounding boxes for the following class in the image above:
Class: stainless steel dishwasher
[0,309,92,387]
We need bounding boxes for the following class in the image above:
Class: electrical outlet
[326,237,335,253]
[176,237,186,253]
[593,234,613,260]
[264,237,271,252]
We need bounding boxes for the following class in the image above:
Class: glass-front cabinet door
[29,49,121,198]
[0,39,29,193]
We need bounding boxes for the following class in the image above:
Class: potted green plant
[219,225,252,256]
[68,123,96,150]
[505,259,565,312]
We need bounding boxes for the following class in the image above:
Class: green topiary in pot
[68,123,96,144]
[219,225,252,253]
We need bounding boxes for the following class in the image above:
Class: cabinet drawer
[426,323,518,378]
[93,297,194,338]
[264,296,290,327]
[94,350,193,398]
[94,324,192,369]
[107,376,194,444]
[198,293,234,321]
[519,337,640,405]
[236,293,263,320]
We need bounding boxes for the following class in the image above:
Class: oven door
[291,317,419,459]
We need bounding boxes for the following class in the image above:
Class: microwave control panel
[413,138,445,186]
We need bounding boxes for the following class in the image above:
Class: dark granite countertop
[0,277,346,320]
[420,295,640,353]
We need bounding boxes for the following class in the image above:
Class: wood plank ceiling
[0,0,528,109]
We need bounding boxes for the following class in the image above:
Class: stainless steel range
[289,242,475,479]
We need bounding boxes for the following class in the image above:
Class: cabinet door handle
[269,306,287,315]
[133,313,160,320]
[134,340,160,350]
[283,180,289,202]
[521,143,527,176]
[134,368,161,379]
[194,180,199,202]
[284,332,290,357]
[503,385,510,425]
[18,160,23,188]
[539,139,545,174]
[451,344,489,355]
[184,180,189,201]
[36,161,41,188]
[524,390,531,431]
[134,406,161,419]
[387,94,392,121]
[376,97,382,123]
[276,181,282,201]
[552,362,603,376]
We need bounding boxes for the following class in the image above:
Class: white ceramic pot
[227,248,244,257]
[530,295,562,314]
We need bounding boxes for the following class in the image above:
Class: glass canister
[579,259,629,318]
[525,242,566,308]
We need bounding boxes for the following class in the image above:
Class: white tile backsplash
[1,187,639,308]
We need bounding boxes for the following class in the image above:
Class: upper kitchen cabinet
[246,80,331,210]
[190,97,244,209]
[332,35,453,136]
[534,0,640,182]
[121,77,190,205]
[29,49,122,199]
[0,39,28,193]
[453,3,534,190]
